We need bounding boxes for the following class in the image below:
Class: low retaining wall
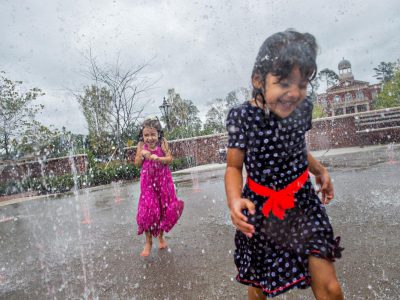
[307,108,400,150]
[0,154,87,183]
[125,133,225,166]
[3,108,400,183]
[126,108,400,166]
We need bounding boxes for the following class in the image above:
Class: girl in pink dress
[134,117,184,257]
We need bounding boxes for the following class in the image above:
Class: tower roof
[338,58,351,70]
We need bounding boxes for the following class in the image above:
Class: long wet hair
[137,116,164,143]
[252,29,318,110]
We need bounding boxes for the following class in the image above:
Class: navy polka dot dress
[226,98,343,297]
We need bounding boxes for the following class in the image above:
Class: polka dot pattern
[226,98,343,297]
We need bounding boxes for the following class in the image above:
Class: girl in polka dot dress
[225,30,344,299]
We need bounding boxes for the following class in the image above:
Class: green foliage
[374,68,400,109]
[0,71,45,158]
[199,127,215,136]
[78,85,112,137]
[0,161,140,197]
[203,88,250,134]
[203,99,226,134]
[170,156,195,171]
[318,68,339,89]
[373,61,396,83]
[86,132,115,158]
[13,124,86,159]
[0,175,75,196]
[121,122,140,146]
[312,103,328,119]
[161,89,202,139]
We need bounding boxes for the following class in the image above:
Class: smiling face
[142,126,159,149]
[252,65,309,119]
[263,66,308,118]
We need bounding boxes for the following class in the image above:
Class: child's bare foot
[140,242,152,257]
[158,237,168,249]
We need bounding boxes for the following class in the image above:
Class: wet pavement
[0,145,400,299]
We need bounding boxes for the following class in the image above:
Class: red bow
[247,169,309,220]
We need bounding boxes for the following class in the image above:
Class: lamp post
[159,97,171,131]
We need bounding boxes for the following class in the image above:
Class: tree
[374,68,400,109]
[80,51,155,158]
[15,122,60,158]
[318,68,339,89]
[312,103,327,119]
[225,87,250,108]
[309,75,320,103]
[76,85,115,157]
[0,71,44,159]
[78,85,112,138]
[203,98,226,133]
[373,61,396,83]
[203,87,251,134]
[162,89,202,139]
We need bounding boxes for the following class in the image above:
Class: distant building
[317,58,382,116]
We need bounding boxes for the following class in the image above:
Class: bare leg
[309,256,344,300]
[248,287,266,300]
[158,231,168,249]
[140,232,152,257]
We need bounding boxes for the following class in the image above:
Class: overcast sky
[1,0,399,134]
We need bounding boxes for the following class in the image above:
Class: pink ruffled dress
[136,143,184,237]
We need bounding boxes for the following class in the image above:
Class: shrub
[170,156,195,171]
[0,161,140,197]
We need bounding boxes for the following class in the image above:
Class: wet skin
[254,65,308,118]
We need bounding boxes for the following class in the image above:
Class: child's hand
[141,150,151,159]
[315,170,334,204]
[149,154,159,161]
[229,197,256,238]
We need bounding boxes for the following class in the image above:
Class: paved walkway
[1,148,399,299]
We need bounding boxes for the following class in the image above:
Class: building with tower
[317,58,382,116]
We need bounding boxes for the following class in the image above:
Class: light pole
[159,97,171,131]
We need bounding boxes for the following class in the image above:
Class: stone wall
[0,154,87,183]
[3,108,400,184]
[307,108,400,150]
[125,133,225,165]
[126,108,400,165]
[307,115,360,150]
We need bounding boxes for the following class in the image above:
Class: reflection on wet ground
[0,158,400,299]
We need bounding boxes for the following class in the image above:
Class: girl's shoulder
[227,101,254,120]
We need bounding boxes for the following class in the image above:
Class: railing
[355,107,400,133]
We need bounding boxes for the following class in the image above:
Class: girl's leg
[140,232,152,257]
[157,231,167,249]
[309,256,344,300]
[248,287,266,300]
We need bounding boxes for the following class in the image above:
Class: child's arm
[158,138,173,164]
[134,142,148,167]
[225,148,255,238]
[307,152,334,204]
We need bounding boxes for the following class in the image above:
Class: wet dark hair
[138,117,164,143]
[252,29,318,102]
